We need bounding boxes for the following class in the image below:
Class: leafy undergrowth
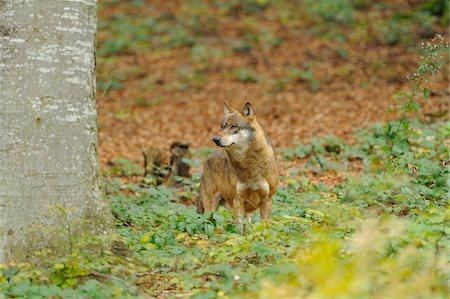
[1,120,449,298]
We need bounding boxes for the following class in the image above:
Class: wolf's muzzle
[213,136,221,146]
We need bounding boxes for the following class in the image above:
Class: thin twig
[90,270,138,292]
[135,269,163,277]
[96,74,113,109]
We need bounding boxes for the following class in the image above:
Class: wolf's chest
[237,179,269,193]
[236,180,269,212]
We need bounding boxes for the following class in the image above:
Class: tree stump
[142,147,165,185]
[166,141,192,186]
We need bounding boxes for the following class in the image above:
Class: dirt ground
[97,1,449,166]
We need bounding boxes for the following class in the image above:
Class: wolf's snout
[213,136,221,145]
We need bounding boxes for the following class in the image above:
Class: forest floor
[94,2,450,294]
[96,0,449,168]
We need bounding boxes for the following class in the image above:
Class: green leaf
[423,87,429,99]
[3,266,20,279]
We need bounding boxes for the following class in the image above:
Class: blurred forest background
[96,0,449,165]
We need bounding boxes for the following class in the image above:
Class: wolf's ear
[242,102,254,117]
[224,102,231,115]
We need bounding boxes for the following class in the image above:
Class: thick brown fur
[197,102,278,220]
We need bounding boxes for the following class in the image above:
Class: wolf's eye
[230,125,237,129]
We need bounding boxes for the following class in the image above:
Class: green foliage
[2,119,448,297]
[173,65,208,90]
[97,77,124,91]
[215,0,272,15]
[0,234,144,298]
[384,35,448,170]
[281,135,349,173]
[304,0,354,25]
[0,278,139,298]
[289,68,320,91]
[419,0,449,26]
[234,68,261,83]
[248,213,448,298]
[97,12,199,56]
[106,158,143,177]
[190,46,228,64]
[284,119,449,208]
[17,121,450,296]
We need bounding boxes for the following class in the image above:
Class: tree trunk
[0,0,113,263]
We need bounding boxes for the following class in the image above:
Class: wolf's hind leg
[233,196,245,217]
[196,192,205,214]
[202,191,222,213]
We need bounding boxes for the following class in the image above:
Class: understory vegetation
[1,118,449,298]
[1,0,449,298]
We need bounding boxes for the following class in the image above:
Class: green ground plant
[2,116,447,297]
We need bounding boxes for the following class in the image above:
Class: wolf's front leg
[260,197,272,220]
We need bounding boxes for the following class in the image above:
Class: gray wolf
[197,102,279,220]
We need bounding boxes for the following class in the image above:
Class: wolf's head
[212,102,257,148]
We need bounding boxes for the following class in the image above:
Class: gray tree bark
[0,0,113,263]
